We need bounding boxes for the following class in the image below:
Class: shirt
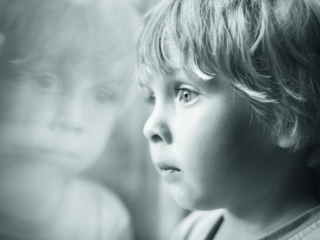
[171,206,320,240]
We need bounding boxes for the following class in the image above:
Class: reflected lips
[38,148,78,159]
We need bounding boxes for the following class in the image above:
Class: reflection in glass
[0,0,136,239]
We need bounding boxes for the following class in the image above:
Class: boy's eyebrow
[172,65,217,83]
[167,68,198,82]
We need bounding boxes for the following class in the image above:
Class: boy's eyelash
[138,82,155,104]
[177,87,191,91]
[176,87,198,94]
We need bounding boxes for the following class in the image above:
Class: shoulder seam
[290,219,320,240]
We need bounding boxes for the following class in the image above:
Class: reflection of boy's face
[0,56,128,172]
[141,51,285,210]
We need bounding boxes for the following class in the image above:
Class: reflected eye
[177,88,199,103]
[33,73,61,92]
[93,88,116,104]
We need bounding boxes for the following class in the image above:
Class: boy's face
[141,55,284,210]
[0,56,131,172]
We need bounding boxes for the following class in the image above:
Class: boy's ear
[276,132,296,149]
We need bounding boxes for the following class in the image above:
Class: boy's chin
[168,187,220,211]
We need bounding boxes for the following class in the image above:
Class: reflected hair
[0,0,136,74]
[137,0,320,155]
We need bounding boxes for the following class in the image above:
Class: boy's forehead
[163,39,181,69]
[156,38,214,81]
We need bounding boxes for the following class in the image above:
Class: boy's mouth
[161,167,181,174]
[155,162,182,182]
[156,163,181,173]
[162,168,181,173]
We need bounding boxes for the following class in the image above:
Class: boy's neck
[214,154,320,240]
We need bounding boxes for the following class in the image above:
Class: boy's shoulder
[171,206,320,240]
[264,205,320,240]
[171,209,224,240]
[297,226,320,240]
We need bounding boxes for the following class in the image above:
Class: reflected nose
[51,93,84,133]
[143,107,172,144]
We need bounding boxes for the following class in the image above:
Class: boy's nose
[51,94,84,133]
[143,108,172,144]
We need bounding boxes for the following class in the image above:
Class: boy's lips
[154,162,182,182]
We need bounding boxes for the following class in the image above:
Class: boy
[137,0,320,239]
[0,0,136,239]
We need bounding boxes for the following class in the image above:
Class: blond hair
[137,0,320,157]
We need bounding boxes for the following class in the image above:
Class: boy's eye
[144,93,155,104]
[33,73,62,92]
[138,83,155,104]
[177,88,199,103]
